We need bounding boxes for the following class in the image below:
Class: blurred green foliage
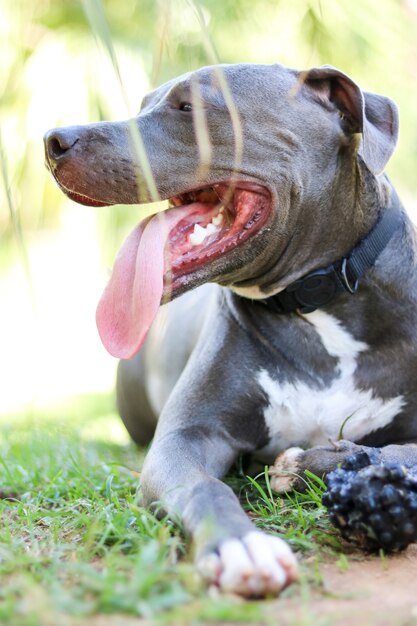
[1,0,416,245]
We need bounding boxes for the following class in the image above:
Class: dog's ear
[303,65,399,175]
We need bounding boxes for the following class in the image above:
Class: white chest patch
[257,310,404,460]
[231,285,284,300]
[230,285,270,299]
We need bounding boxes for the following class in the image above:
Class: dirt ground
[273,544,417,626]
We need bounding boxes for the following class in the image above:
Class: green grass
[0,394,345,625]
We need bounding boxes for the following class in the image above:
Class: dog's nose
[44,128,79,165]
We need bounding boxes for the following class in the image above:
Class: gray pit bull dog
[44,62,417,597]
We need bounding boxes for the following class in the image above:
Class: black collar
[261,199,403,315]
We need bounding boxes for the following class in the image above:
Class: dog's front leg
[141,425,298,597]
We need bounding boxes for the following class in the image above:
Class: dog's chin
[61,187,111,208]
[161,181,272,297]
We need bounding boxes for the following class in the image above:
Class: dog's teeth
[189,222,219,246]
[212,214,224,226]
[189,223,208,246]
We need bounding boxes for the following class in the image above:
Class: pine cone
[322,450,417,551]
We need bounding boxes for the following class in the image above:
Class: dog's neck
[262,189,404,315]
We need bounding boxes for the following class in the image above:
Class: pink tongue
[96,206,197,359]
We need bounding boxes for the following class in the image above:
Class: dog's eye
[179,102,192,112]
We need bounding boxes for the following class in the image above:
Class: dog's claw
[197,531,298,597]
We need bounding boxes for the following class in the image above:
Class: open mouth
[93,179,271,360]
[165,181,271,290]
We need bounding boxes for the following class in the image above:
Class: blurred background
[1,0,417,420]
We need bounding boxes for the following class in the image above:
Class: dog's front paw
[268,447,304,493]
[197,531,298,597]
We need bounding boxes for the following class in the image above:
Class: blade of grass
[0,126,35,310]
[81,0,159,203]
[152,0,172,86]
[188,0,243,190]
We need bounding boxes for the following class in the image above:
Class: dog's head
[44,63,398,358]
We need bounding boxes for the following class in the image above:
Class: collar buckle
[339,257,359,295]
